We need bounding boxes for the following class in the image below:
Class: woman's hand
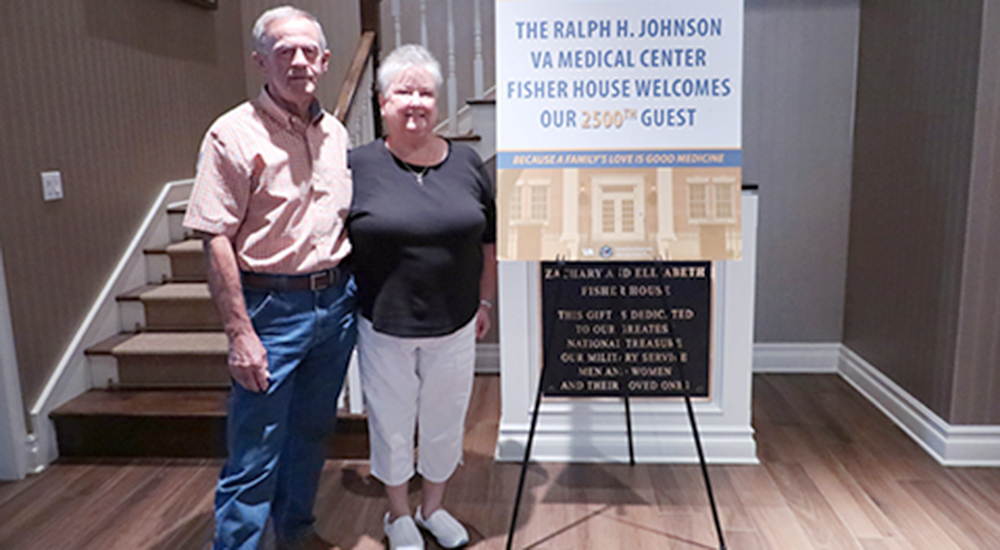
[475,301,492,339]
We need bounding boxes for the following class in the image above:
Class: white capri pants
[357,316,476,486]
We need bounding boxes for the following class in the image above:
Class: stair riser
[143,250,207,284]
[145,253,171,285]
[169,252,207,281]
[89,355,119,388]
[53,414,368,459]
[120,301,145,333]
[116,355,230,387]
[142,300,220,331]
[55,415,227,458]
[167,209,190,243]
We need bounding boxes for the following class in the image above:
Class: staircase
[49,202,368,460]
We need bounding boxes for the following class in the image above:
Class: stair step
[118,282,220,331]
[143,239,206,283]
[86,332,230,388]
[51,389,368,459]
[165,239,206,281]
[167,201,192,242]
[110,331,228,354]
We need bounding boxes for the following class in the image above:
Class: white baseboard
[753,342,841,373]
[496,424,758,464]
[838,347,1000,467]
[754,342,1000,467]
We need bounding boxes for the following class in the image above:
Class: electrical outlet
[41,171,63,201]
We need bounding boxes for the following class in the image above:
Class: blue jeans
[213,276,357,550]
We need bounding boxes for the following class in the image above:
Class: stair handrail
[333,30,380,144]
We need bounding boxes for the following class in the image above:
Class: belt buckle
[309,271,331,291]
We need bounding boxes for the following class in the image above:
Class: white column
[391,0,401,49]
[446,0,458,135]
[420,0,428,49]
[496,261,541,459]
[473,0,485,98]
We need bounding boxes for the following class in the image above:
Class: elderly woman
[347,45,497,550]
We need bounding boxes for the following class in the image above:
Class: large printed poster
[496,0,744,261]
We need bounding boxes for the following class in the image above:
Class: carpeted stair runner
[50,208,368,460]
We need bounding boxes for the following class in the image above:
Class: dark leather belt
[241,266,346,292]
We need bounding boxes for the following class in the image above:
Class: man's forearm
[202,233,271,392]
[203,234,254,339]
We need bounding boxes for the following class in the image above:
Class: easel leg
[658,260,727,550]
[678,361,727,550]
[504,364,547,550]
[623,391,636,466]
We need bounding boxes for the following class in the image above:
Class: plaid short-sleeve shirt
[183,89,352,275]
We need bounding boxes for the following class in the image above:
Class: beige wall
[844,0,1000,424]
[0,0,246,415]
[0,0,361,420]
[744,0,859,343]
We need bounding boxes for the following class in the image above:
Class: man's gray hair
[252,6,327,54]
[377,44,443,92]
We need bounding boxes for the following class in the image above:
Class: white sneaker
[414,507,469,549]
[383,513,425,550]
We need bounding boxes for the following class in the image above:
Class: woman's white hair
[377,44,443,92]
[252,6,327,54]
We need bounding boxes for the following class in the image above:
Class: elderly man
[183,6,354,550]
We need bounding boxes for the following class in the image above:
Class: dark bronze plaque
[541,261,711,398]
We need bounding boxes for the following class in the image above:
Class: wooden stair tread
[85,333,136,355]
[144,239,202,257]
[166,203,188,215]
[139,282,211,301]
[114,332,227,355]
[444,133,482,142]
[52,389,227,417]
[117,283,211,302]
[116,284,160,301]
[86,332,227,356]
[143,244,169,255]
[165,239,203,254]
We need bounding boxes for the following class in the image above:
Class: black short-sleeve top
[347,139,496,337]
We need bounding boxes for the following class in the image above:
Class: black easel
[504,260,726,550]
[654,258,726,550]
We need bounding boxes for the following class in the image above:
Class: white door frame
[0,237,30,480]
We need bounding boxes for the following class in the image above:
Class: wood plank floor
[2,374,1000,549]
